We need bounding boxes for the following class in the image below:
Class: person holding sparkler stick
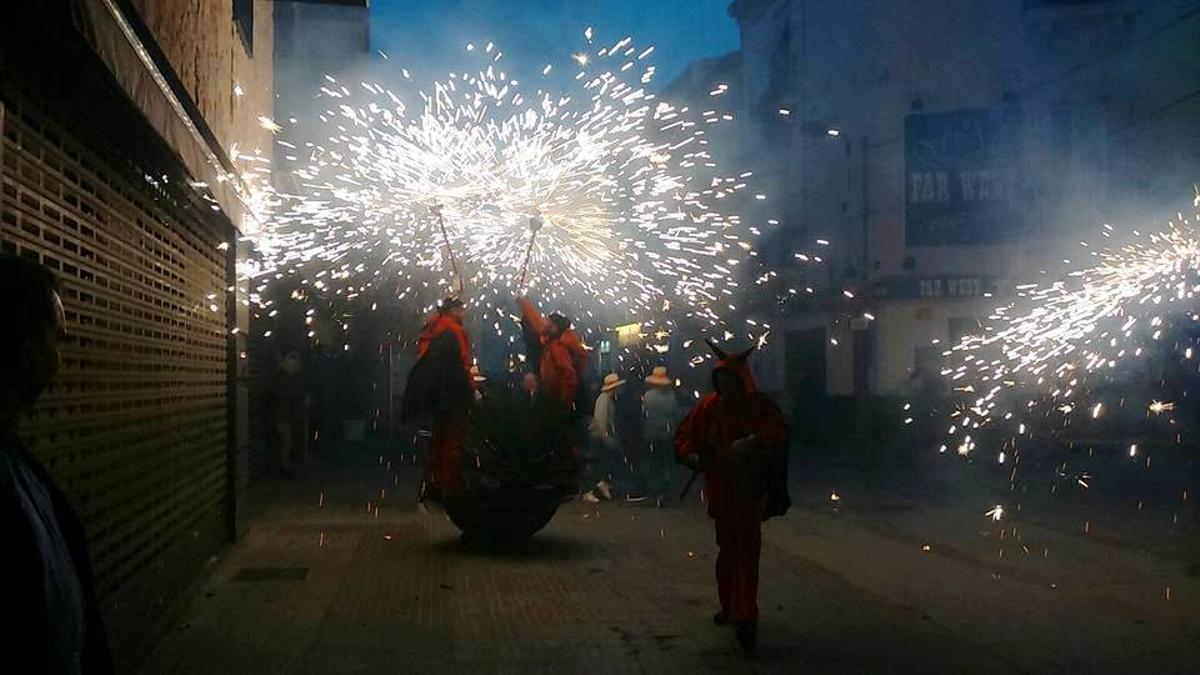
[676,339,790,650]
[517,297,587,415]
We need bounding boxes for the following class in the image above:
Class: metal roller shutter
[0,95,231,653]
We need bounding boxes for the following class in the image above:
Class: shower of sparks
[237,30,797,354]
[1147,400,1174,414]
[937,197,1200,471]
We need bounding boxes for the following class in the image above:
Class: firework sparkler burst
[937,197,1200,466]
[241,29,791,348]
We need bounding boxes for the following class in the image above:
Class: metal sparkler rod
[431,203,464,295]
[517,214,544,289]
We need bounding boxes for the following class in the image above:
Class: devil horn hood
[735,345,757,363]
[704,337,728,360]
[706,339,759,394]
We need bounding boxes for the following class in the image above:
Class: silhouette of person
[0,255,113,673]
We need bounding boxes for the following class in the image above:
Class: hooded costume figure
[517,298,588,413]
[675,339,790,649]
[402,298,472,498]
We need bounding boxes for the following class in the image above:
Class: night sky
[369,0,739,89]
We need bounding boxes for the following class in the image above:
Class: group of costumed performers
[401,295,588,500]
[401,295,789,650]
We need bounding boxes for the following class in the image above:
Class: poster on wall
[904,108,1030,246]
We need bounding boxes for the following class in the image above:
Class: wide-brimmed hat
[470,365,487,383]
[600,373,626,392]
[644,366,673,387]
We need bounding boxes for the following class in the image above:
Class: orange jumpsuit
[416,313,471,495]
[675,355,788,624]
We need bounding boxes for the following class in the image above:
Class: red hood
[713,354,758,395]
[703,338,758,395]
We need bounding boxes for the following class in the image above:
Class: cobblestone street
[138,444,1200,674]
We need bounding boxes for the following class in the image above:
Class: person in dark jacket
[0,255,114,674]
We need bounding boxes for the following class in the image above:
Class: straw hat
[644,366,673,387]
[600,373,626,392]
[470,365,487,383]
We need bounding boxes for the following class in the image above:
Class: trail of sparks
[939,198,1200,463]
[240,30,791,351]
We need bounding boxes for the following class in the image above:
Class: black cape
[400,331,471,423]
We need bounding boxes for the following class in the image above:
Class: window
[234,0,253,55]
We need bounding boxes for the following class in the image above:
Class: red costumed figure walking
[402,297,473,500]
[675,339,790,650]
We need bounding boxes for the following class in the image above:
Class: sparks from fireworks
[935,201,1200,465]
[1147,400,1174,414]
[240,29,797,355]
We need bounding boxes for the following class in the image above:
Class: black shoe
[735,621,757,650]
[712,610,730,626]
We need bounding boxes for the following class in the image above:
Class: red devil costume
[675,339,790,649]
[518,298,588,411]
[402,299,472,497]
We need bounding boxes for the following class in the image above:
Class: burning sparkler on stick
[430,203,464,296]
[237,28,802,355]
[517,214,544,291]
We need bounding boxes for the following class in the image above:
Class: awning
[71,0,259,234]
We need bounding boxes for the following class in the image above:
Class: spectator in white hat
[642,366,681,506]
[582,373,625,502]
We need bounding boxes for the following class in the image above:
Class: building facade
[1,1,276,667]
[729,0,1200,402]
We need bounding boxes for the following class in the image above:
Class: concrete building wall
[272,1,370,191]
[128,0,276,170]
[873,297,995,394]
[731,0,1200,396]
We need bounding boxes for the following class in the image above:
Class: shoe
[625,494,647,503]
[582,491,601,503]
[596,481,613,500]
[712,610,730,626]
[735,621,757,650]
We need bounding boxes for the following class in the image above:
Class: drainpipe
[861,134,870,278]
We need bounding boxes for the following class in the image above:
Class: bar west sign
[905,109,1030,246]
[873,276,1001,299]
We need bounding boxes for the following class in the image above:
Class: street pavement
[138,443,1200,674]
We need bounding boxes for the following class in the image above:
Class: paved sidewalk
[138,444,1199,674]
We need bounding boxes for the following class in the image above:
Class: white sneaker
[596,480,613,500]
[582,491,601,503]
